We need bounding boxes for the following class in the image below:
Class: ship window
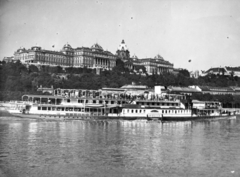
[140,110,142,113]
[152,103,155,105]
[118,101,121,104]
[136,110,137,113]
[157,103,160,106]
[38,107,41,110]
[93,100,96,103]
[99,100,102,104]
[147,103,149,105]
[111,101,114,104]
[67,99,70,103]
[144,110,145,113]
[74,108,79,111]
[48,107,51,111]
[175,110,177,113]
[105,101,108,104]
[86,100,88,103]
[52,107,55,111]
[127,109,129,113]
[131,110,134,113]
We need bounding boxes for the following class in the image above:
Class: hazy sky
[0,0,240,71]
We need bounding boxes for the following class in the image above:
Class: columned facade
[116,40,174,74]
[12,40,174,74]
[13,43,117,70]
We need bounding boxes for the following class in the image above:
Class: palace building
[115,40,174,74]
[7,40,174,74]
[12,43,117,70]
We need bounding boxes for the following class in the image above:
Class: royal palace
[4,40,174,75]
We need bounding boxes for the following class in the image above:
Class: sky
[0,0,240,71]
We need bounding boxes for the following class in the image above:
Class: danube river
[0,117,240,177]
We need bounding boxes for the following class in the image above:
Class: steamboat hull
[161,115,236,121]
[8,112,236,122]
[9,113,146,121]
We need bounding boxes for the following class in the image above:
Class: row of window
[38,107,105,113]
[77,99,127,105]
[123,109,190,114]
[137,102,179,107]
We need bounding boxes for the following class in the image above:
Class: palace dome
[91,43,103,51]
[132,54,138,60]
[17,47,26,52]
[154,54,164,60]
[31,46,41,51]
[62,43,72,50]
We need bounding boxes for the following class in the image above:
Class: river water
[0,117,240,177]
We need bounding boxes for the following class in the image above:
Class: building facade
[2,56,14,63]
[115,40,174,75]
[9,40,174,74]
[13,43,117,70]
[201,66,240,77]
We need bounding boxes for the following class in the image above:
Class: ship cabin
[192,100,222,116]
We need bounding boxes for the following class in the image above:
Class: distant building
[190,70,200,78]
[201,67,228,76]
[140,54,174,75]
[2,56,14,63]
[10,39,174,74]
[189,85,240,95]
[115,40,174,75]
[168,86,200,95]
[201,66,240,77]
[13,43,117,70]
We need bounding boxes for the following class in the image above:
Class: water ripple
[0,117,240,177]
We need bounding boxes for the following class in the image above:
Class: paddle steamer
[3,86,236,121]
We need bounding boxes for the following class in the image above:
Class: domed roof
[104,50,113,55]
[17,47,26,52]
[31,46,41,51]
[62,43,72,49]
[91,43,103,51]
[154,54,164,60]
[118,40,128,51]
[132,54,138,60]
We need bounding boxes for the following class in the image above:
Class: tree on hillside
[179,69,190,77]
[29,65,39,73]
